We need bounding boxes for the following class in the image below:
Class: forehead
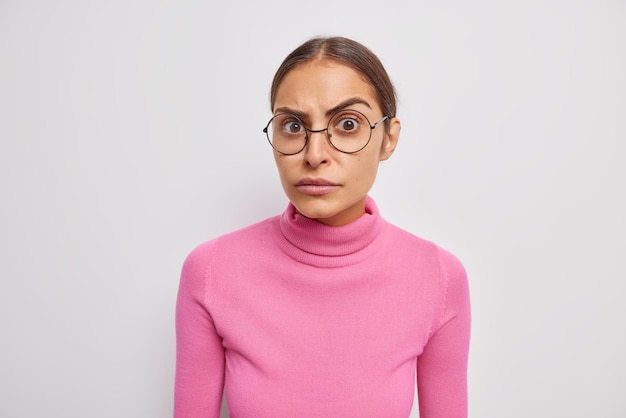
[273,59,379,114]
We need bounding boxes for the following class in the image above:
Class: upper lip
[296,177,338,186]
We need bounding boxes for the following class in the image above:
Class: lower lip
[296,184,339,195]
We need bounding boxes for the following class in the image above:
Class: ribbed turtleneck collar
[277,196,387,267]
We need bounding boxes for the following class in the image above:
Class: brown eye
[284,120,304,134]
[335,116,360,133]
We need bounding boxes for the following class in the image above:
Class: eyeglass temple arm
[371,115,389,129]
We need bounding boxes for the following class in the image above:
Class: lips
[295,178,339,195]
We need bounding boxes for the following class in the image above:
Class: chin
[292,197,365,226]
[293,202,337,220]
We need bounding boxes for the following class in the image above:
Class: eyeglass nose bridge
[304,127,333,142]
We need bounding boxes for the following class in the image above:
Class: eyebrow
[273,97,373,119]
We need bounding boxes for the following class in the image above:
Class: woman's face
[272,59,401,226]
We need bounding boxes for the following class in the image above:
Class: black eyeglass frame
[262,109,389,155]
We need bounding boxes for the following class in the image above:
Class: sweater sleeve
[174,243,225,418]
[417,247,471,418]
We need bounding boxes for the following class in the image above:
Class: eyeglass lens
[265,109,375,155]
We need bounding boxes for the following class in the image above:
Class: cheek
[273,156,288,175]
[349,156,379,184]
[274,158,299,188]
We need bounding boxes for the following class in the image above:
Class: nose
[303,129,331,167]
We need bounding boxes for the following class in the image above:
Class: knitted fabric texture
[175,197,470,417]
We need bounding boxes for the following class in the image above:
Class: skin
[272,59,401,226]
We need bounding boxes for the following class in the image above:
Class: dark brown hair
[270,36,397,125]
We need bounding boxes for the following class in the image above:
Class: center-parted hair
[270,36,397,129]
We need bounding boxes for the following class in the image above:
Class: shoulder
[178,215,279,297]
[384,222,468,287]
[182,215,279,270]
[387,223,464,262]
[387,223,470,330]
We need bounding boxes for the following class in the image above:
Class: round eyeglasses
[263,109,389,155]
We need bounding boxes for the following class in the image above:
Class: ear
[379,117,401,161]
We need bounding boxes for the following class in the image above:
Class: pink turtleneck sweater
[175,197,470,417]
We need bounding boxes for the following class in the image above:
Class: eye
[283,119,305,135]
[334,114,361,134]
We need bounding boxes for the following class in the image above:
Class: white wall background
[1,1,624,417]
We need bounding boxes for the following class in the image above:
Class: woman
[175,36,470,417]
